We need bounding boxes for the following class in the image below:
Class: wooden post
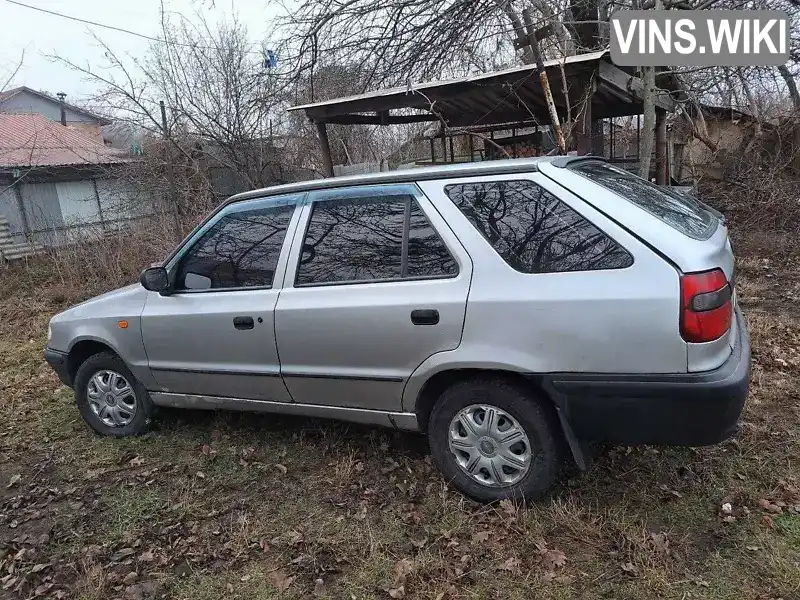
[591,120,604,156]
[655,108,668,185]
[523,8,566,154]
[315,121,334,177]
[160,101,180,235]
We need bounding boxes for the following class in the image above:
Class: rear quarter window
[569,161,717,240]
[444,179,632,274]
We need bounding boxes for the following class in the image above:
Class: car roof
[225,156,573,206]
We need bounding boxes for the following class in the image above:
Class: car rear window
[570,161,717,240]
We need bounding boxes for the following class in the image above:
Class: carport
[289,50,679,183]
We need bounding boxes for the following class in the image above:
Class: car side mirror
[140,266,170,294]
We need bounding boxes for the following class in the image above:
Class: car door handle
[233,316,254,330]
[410,309,439,326]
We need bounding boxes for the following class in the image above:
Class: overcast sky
[0,0,281,101]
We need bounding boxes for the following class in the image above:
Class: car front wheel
[73,352,153,437]
[428,377,563,503]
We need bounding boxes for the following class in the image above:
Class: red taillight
[680,269,733,343]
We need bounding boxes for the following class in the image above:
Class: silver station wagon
[45,157,750,502]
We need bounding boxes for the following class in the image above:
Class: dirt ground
[0,229,798,600]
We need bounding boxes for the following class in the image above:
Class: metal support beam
[655,108,668,185]
[598,62,677,113]
[323,112,440,125]
[315,121,334,177]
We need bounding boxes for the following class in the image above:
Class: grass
[0,228,798,599]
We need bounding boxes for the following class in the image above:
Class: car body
[45,156,750,502]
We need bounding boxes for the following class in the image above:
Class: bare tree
[1,49,25,93]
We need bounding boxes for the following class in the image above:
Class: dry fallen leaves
[313,578,327,597]
[649,532,670,555]
[388,585,405,598]
[499,557,520,572]
[758,498,783,514]
[621,561,638,575]
[287,530,304,546]
[533,539,567,570]
[540,548,567,570]
[472,530,490,543]
[393,558,414,584]
[138,550,154,563]
[267,570,296,592]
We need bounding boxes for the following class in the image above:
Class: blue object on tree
[264,50,277,69]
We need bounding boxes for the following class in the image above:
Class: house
[672,105,764,184]
[0,113,149,255]
[0,86,110,145]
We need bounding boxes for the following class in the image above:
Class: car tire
[428,377,563,503]
[73,351,154,437]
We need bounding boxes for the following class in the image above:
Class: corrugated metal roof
[0,113,131,168]
[288,49,679,126]
[289,50,608,114]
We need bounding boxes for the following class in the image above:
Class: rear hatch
[540,159,736,372]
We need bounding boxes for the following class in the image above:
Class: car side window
[296,193,457,286]
[176,203,295,290]
[444,179,633,273]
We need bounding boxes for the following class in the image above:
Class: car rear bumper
[542,307,750,446]
[44,347,72,386]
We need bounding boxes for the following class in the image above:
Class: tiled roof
[0,113,131,168]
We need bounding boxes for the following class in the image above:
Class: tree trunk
[568,0,601,51]
[495,0,534,64]
[777,64,800,151]
[638,66,656,179]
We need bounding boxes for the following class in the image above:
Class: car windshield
[570,161,717,240]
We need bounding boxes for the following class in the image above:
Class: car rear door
[140,194,303,402]
[274,183,472,412]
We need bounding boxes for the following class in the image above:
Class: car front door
[141,194,302,402]
[274,184,472,412]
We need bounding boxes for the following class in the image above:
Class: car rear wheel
[428,377,563,503]
[73,352,153,437]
